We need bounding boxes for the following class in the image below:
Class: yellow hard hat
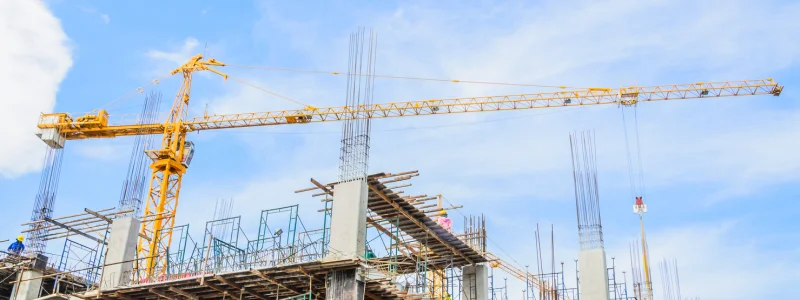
[17,235,24,242]
[438,210,448,216]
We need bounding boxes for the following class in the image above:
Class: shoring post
[199,234,213,286]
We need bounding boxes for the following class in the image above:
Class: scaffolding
[10,171,573,300]
[607,257,630,300]
[489,272,509,300]
[2,207,122,298]
[53,238,102,293]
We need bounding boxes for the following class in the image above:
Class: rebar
[119,91,163,217]
[338,28,377,182]
[569,130,604,250]
[27,146,65,255]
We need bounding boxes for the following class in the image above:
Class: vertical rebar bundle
[462,214,486,252]
[27,146,65,255]
[629,240,648,300]
[338,28,377,182]
[210,198,235,241]
[659,258,682,300]
[119,91,163,217]
[569,130,604,250]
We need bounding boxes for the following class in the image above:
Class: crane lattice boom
[39,79,781,140]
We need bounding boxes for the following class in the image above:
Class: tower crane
[35,55,783,277]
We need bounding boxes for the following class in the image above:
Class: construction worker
[437,210,452,232]
[7,235,24,256]
[365,247,376,259]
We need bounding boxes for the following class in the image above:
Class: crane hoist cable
[439,195,525,273]
[621,106,646,199]
[98,73,313,118]
[227,75,313,108]
[96,74,169,112]
[225,64,578,89]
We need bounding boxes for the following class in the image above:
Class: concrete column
[327,269,365,300]
[462,264,489,300]
[100,217,141,290]
[11,254,48,300]
[327,180,368,260]
[578,248,610,300]
[11,269,44,300]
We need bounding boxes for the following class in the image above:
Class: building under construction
[1,170,497,299]
[1,28,784,300]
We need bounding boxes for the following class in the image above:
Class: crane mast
[34,54,783,277]
[136,55,227,276]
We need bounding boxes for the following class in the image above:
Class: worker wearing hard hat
[7,236,25,256]
[436,210,452,232]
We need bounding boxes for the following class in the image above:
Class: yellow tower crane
[35,55,783,277]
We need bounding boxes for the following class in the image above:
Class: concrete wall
[578,248,610,300]
[100,217,141,290]
[461,264,489,300]
[328,180,368,259]
[11,269,43,300]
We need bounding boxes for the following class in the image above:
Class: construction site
[0,28,785,300]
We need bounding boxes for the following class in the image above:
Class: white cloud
[145,37,200,66]
[624,222,797,299]
[72,140,128,162]
[144,37,228,82]
[0,0,72,178]
[490,221,799,300]
[79,6,110,24]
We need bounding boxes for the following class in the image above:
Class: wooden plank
[84,208,113,223]
[365,291,382,300]
[43,217,105,245]
[366,217,415,257]
[148,288,171,299]
[250,269,304,295]
[20,207,116,226]
[168,287,199,300]
[214,275,269,300]
[311,178,333,195]
[368,184,473,264]
[112,292,135,300]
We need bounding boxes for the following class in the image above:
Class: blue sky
[1,0,799,299]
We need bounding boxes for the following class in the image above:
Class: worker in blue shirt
[7,236,24,256]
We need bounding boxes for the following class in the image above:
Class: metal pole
[612,257,617,300]
[491,266,495,300]
[574,259,579,300]
[525,265,530,300]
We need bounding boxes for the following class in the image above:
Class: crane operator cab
[181,141,195,168]
[143,141,196,168]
